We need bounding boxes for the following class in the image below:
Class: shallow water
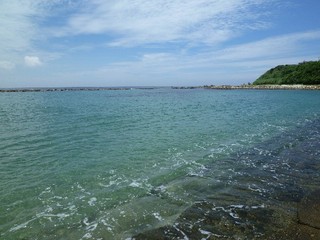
[134,117,320,239]
[0,88,319,239]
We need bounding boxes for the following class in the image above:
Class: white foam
[51,195,64,200]
[251,204,265,209]
[155,185,166,192]
[173,224,189,240]
[230,205,244,209]
[77,183,85,192]
[88,197,97,206]
[212,206,227,212]
[45,206,53,212]
[99,180,117,188]
[101,218,115,231]
[86,223,98,231]
[248,185,265,193]
[101,219,110,226]
[199,229,212,235]
[37,212,70,220]
[9,218,36,232]
[68,204,77,211]
[153,212,164,221]
[229,212,239,219]
[38,187,52,200]
[83,217,90,226]
[129,181,141,188]
[81,233,92,239]
[56,213,70,219]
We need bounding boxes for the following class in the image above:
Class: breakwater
[204,84,320,90]
[2,84,320,93]
[0,87,132,93]
[172,84,320,90]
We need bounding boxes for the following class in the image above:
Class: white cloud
[2,0,319,88]
[0,0,70,68]
[0,1,36,68]
[64,0,275,46]
[0,1,38,50]
[212,30,320,61]
[74,30,320,86]
[0,0,279,68]
[24,56,43,67]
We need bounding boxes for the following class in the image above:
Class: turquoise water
[0,88,319,239]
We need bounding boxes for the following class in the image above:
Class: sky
[0,0,320,88]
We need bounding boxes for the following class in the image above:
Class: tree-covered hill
[253,61,320,85]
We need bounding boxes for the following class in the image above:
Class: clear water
[0,88,319,239]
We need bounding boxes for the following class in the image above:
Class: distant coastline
[202,84,320,90]
[1,84,320,92]
[175,84,320,90]
[253,61,320,85]
[0,87,148,93]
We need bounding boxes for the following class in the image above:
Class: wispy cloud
[0,0,279,70]
[80,30,320,85]
[1,0,319,88]
[64,0,275,46]
[213,30,320,61]
[0,61,16,70]
[0,1,45,69]
[0,0,70,69]
[0,1,35,69]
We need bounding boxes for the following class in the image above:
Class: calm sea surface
[0,88,320,239]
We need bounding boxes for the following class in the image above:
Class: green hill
[253,61,320,85]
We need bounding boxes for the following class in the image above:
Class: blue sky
[1,0,320,88]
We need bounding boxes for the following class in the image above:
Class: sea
[0,88,319,239]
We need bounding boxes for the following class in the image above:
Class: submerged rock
[134,200,277,239]
[298,189,320,229]
[134,120,320,239]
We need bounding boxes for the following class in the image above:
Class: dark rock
[133,200,277,239]
[298,189,320,229]
[267,222,320,240]
[134,225,186,240]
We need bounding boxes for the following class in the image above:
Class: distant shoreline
[174,84,320,90]
[1,84,320,92]
[0,87,137,93]
[202,84,320,90]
